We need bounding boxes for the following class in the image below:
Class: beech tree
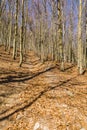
[8,0,13,53]
[57,0,64,71]
[78,0,86,74]
[19,0,24,67]
[13,0,18,60]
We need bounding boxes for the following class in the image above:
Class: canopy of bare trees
[0,0,87,74]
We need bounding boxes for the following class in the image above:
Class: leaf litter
[0,49,87,130]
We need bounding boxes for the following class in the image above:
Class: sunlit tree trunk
[19,0,24,67]
[57,0,64,71]
[23,1,28,56]
[68,1,74,63]
[0,0,5,46]
[78,0,84,74]
[8,5,12,54]
[13,0,18,60]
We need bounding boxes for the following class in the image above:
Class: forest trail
[0,47,87,130]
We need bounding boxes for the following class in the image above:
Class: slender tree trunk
[78,0,84,74]
[57,0,64,71]
[13,0,18,60]
[19,0,24,67]
[8,11,12,54]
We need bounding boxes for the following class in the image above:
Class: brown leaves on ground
[0,47,87,130]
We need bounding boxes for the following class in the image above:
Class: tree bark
[57,0,64,71]
[78,0,84,74]
[19,0,24,67]
[13,0,18,60]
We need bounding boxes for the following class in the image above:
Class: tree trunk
[8,11,12,54]
[13,0,18,60]
[57,0,64,71]
[19,0,24,67]
[78,0,84,74]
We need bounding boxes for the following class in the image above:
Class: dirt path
[0,49,87,130]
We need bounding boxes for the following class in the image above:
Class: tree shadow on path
[0,66,56,84]
[0,76,77,122]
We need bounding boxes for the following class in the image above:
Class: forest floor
[0,46,87,130]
